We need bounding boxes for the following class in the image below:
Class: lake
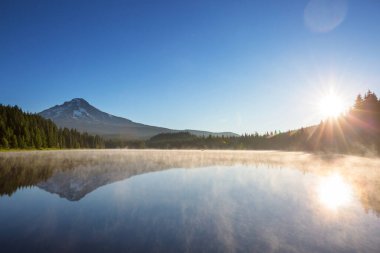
[1,150,380,253]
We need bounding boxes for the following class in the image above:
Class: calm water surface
[0,150,380,253]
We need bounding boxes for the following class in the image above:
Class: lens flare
[304,0,348,33]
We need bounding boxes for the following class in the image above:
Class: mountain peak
[66,98,90,106]
[71,98,87,103]
[39,98,132,125]
[39,99,239,139]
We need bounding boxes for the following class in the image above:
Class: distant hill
[262,91,380,154]
[39,98,239,140]
[129,90,380,155]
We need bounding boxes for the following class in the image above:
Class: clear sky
[1,0,379,134]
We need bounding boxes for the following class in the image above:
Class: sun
[318,92,345,118]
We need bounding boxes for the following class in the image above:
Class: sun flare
[317,174,352,210]
[318,92,345,118]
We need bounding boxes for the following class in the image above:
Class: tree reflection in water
[1,150,380,217]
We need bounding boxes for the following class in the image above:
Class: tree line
[2,90,379,154]
[0,105,105,149]
[113,90,380,155]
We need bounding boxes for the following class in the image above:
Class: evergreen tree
[0,104,105,149]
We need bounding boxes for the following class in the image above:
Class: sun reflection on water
[317,173,353,210]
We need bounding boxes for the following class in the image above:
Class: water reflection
[317,173,353,210]
[0,150,380,252]
[1,150,380,214]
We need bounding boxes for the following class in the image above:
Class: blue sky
[1,0,379,134]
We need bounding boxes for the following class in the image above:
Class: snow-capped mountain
[39,98,238,139]
[39,98,132,125]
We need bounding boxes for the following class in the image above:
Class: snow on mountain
[39,98,239,140]
[39,98,130,124]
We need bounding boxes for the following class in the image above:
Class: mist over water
[1,150,380,252]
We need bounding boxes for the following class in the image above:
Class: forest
[113,90,380,155]
[0,105,104,149]
[1,90,379,155]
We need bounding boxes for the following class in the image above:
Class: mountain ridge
[39,98,239,140]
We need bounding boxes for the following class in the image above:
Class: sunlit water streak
[317,173,353,210]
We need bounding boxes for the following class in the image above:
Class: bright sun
[318,92,345,118]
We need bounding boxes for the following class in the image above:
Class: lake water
[1,150,380,253]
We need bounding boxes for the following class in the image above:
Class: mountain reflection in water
[0,150,380,253]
